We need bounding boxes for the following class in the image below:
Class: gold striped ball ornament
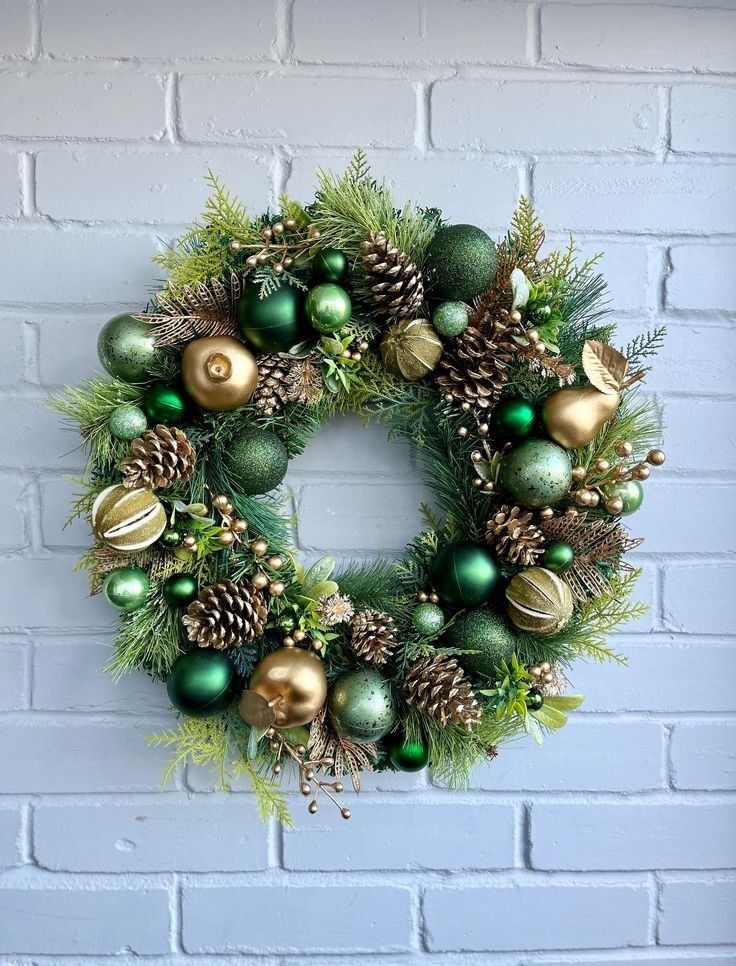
[91,484,167,552]
[505,566,574,636]
[380,318,443,381]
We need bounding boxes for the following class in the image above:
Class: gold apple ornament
[541,340,645,449]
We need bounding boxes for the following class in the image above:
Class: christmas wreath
[52,152,666,825]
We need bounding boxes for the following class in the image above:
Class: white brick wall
[0,0,734,961]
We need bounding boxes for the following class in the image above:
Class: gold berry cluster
[570,445,666,513]
[229,220,321,275]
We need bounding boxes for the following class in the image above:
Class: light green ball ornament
[430,542,500,607]
[313,248,349,283]
[226,428,288,496]
[237,283,304,352]
[542,540,575,573]
[102,566,149,613]
[603,479,644,516]
[97,314,158,383]
[499,439,572,509]
[426,224,497,302]
[446,608,517,678]
[492,398,536,440]
[329,669,396,744]
[305,283,352,334]
[143,384,186,425]
[411,602,445,637]
[432,301,468,338]
[108,404,147,441]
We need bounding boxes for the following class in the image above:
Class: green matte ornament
[143,384,186,425]
[492,398,536,440]
[499,439,572,509]
[426,224,497,302]
[430,542,500,607]
[163,573,198,607]
[160,525,184,549]
[527,689,544,711]
[102,566,149,613]
[108,404,147,441]
[432,301,468,338]
[411,602,445,637]
[386,732,429,772]
[542,540,575,573]
[446,607,516,678]
[226,428,288,495]
[97,313,158,383]
[602,479,644,516]
[305,283,352,334]
[313,248,349,283]
[237,282,304,352]
[329,669,396,744]
[166,650,238,718]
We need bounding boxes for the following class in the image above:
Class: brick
[662,398,736,473]
[542,4,736,72]
[38,315,108,385]
[40,477,93,548]
[0,71,165,139]
[671,723,736,791]
[180,74,415,147]
[664,563,736,635]
[667,245,736,312]
[42,0,274,59]
[284,802,515,871]
[424,882,649,951]
[470,719,663,793]
[534,161,736,234]
[0,886,170,955]
[0,153,19,216]
[0,558,113,630]
[531,802,736,871]
[0,318,25,384]
[1,0,32,56]
[34,801,268,872]
[289,415,414,475]
[660,877,736,945]
[0,809,21,869]
[36,149,271,223]
[0,397,86,470]
[0,474,27,549]
[0,641,26,710]
[549,238,650,313]
[635,481,732,555]
[672,86,736,155]
[0,720,173,792]
[182,885,413,953]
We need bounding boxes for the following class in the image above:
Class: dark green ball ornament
[312,248,348,283]
[166,650,238,718]
[430,542,500,607]
[426,224,497,302]
[329,669,396,744]
[305,283,352,334]
[432,301,468,338]
[492,398,536,440]
[446,607,516,677]
[143,384,186,424]
[102,566,149,612]
[97,313,158,383]
[602,479,644,516]
[411,602,445,637]
[527,689,544,711]
[237,283,303,352]
[160,525,184,549]
[226,427,288,495]
[499,439,572,509]
[386,732,430,772]
[163,573,198,607]
[542,540,575,573]
[108,404,147,441]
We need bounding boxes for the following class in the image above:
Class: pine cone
[486,504,544,566]
[253,354,292,416]
[120,425,196,491]
[286,354,323,406]
[435,321,518,412]
[361,231,424,320]
[403,655,481,731]
[183,578,268,650]
[349,609,396,665]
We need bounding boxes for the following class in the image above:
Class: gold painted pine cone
[119,425,196,491]
[486,505,545,567]
[403,654,481,731]
[349,609,397,665]
[435,321,518,411]
[361,230,424,320]
[183,578,268,650]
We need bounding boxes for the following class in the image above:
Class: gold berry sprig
[569,444,666,513]
[229,220,322,275]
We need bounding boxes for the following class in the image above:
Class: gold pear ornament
[541,340,644,449]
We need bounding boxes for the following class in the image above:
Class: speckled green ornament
[430,542,500,607]
[426,224,497,302]
[97,313,158,383]
[492,398,536,440]
[432,301,468,338]
[329,669,396,744]
[226,428,288,496]
[499,439,572,509]
[312,248,349,283]
[386,732,429,772]
[163,573,198,607]
[542,540,575,573]
[602,479,644,515]
[102,566,149,613]
[446,607,517,678]
[305,283,352,334]
[166,650,238,718]
[237,282,304,352]
[143,384,186,424]
[411,602,445,637]
[108,404,147,441]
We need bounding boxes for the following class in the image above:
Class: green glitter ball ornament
[432,301,468,338]
[237,282,304,352]
[492,398,536,440]
[312,248,349,283]
[329,669,396,744]
[101,566,149,613]
[386,732,430,772]
[411,602,445,637]
[426,224,497,302]
[305,283,352,334]
[499,439,572,509]
[446,607,517,678]
[108,404,147,441]
[163,573,198,607]
[97,313,158,383]
[542,540,575,573]
[602,479,644,516]
[166,650,238,718]
[226,428,288,495]
[430,541,500,607]
[143,384,186,425]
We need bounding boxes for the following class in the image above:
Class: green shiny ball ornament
[446,607,517,678]
[312,248,349,283]
[411,602,445,637]
[163,573,198,607]
[492,398,536,440]
[386,733,430,772]
[527,689,544,711]
[305,283,352,334]
[602,479,644,516]
[101,566,150,613]
[97,313,158,383]
[166,650,238,718]
[426,224,497,302]
[107,404,147,441]
[542,540,575,573]
[226,427,288,495]
[143,384,186,424]
[430,541,500,607]
[329,669,396,744]
[237,283,304,352]
[160,525,184,549]
[499,439,572,509]
[432,301,468,338]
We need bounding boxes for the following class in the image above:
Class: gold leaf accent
[582,340,629,395]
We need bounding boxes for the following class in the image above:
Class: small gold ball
[478,423,489,436]
[473,477,483,488]
[283,256,294,269]
[231,518,248,534]
[283,636,295,647]
[616,440,634,458]
[341,349,352,359]
[509,310,522,324]
[444,393,454,404]
[256,252,269,265]
[429,593,440,605]
[267,555,284,570]
[539,506,554,520]
[632,463,650,480]
[572,465,587,482]
[272,222,284,236]
[588,491,600,506]
[229,239,242,252]
[285,218,297,230]
[542,672,554,685]
[351,352,362,362]
[461,401,471,412]
[417,592,429,603]
[594,459,611,473]
[647,449,665,466]
[251,572,269,590]
[565,507,579,517]
[246,255,258,269]
[308,801,318,814]
[576,489,594,507]
[471,450,482,462]
[293,629,306,642]
[529,665,542,678]
[262,227,273,241]
[606,496,624,514]
[296,744,306,755]
[182,534,197,549]
[251,538,268,556]
[268,580,285,596]
[527,329,540,343]
[311,639,323,651]
[272,762,282,775]
[533,341,546,356]
[273,263,284,276]
[334,781,344,793]
[217,529,235,546]
[458,427,469,438]
[341,808,351,820]
[269,739,279,752]
[540,662,551,672]
[305,768,314,780]
[307,225,321,240]
[300,783,311,796]
[358,341,369,352]
[483,481,494,492]
[213,494,229,511]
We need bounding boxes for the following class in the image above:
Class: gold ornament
[505,567,574,636]
[380,318,442,381]
[239,641,328,729]
[91,484,166,552]
[181,335,257,411]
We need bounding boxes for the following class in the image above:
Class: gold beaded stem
[230,224,321,273]
[568,442,666,513]
[268,729,351,820]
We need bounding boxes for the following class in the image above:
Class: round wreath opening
[52,151,666,826]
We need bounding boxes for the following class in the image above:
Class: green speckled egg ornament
[143,384,186,425]
[446,607,517,678]
[108,404,147,441]
[163,573,198,607]
[492,398,536,440]
[329,669,396,744]
[430,542,500,607]
[411,602,445,637]
[226,428,288,495]
[305,283,352,334]
[499,439,572,509]
[602,479,644,516]
[237,282,304,352]
[386,732,430,772]
[102,566,149,613]
[426,224,497,302]
[166,650,238,718]
[432,301,469,338]
[97,313,158,383]
[313,248,349,283]
[542,540,575,573]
